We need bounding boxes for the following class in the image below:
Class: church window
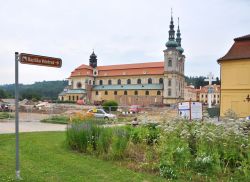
[168,79,172,86]
[93,81,95,85]
[137,79,141,84]
[145,90,149,95]
[168,59,172,67]
[168,89,171,96]
[159,78,163,84]
[72,96,75,101]
[108,80,112,85]
[99,80,103,85]
[114,91,117,95]
[69,96,71,101]
[157,91,161,95]
[134,91,138,95]
[105,91,108,95]
[148,78,152,84]
[127,79,131,84]
[76,96,79,100]
[89,80,92,85]
[77,82,82,88]
[117,79,121,85]
[124,91,128,95]
[96,91,99,95]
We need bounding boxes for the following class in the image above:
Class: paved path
[0,120,66,134]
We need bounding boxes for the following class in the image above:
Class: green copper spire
[176,17,184,54]
[165,9,178,48]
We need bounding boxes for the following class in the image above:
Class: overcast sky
[0,0,249,84]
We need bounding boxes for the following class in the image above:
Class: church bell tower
[163,12,185,105]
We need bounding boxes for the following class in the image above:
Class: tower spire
[176,17,184,54]
[165,9,178,48]
[176,17,181,46]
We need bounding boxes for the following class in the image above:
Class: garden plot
[66,117,250,181]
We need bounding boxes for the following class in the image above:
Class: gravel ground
[0,113,66,134]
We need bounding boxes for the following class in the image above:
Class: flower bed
[66,119,250,181]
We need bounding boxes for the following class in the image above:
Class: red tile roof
[218,34,250,62]
[69,61,164,78]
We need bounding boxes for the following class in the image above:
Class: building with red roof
[59,15,186,106]
[218,34,250,117]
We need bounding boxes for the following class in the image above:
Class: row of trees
[185,76,220,89]
[0,80,67,100]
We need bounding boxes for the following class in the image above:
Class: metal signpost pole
[15,52,21,180]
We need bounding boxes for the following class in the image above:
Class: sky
[0,0,249,84]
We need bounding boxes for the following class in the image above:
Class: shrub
[102,100,118,112]
[207,107,220,118]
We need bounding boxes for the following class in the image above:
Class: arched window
[168,59,172,67]
[77,82,82,88]
[96,91,98,95]
[114,91,117,95]
[168,89,171,96]
[89,80,92,85]
[137,79,141,84]
[134,91,138,95]
[124,91,127,95]
[76,96,79,100]
[168,79,172,86]
[145,90,149,95]
[159,78,163,84]
[72,96,75,101]
[117,79,121,85]
[127,79,131,84]
[108,80,112,85]
[99,80,103,85]
[93,80,95,85]
[148,78,152,84]
[105,91,108,95]
[157,91,161,95]
[69,96,71,101]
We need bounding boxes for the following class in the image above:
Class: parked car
[129,105,142,113]
[0,104,12,112]
[87,108,116,119]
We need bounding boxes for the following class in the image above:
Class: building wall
[163,49,185,104]
[184,86,197,101]
[91,89,163,106]
[59,94,84,102]
[220,59,250,117]
[94,75,163,85]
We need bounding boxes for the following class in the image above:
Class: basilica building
[59,15,186,106]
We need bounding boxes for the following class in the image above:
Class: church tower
[163,13,185,105]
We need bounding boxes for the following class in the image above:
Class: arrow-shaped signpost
[15,52,62,180]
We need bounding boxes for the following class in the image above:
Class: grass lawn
[0,132,166,182]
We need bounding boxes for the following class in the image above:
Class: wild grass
[66,118,250,181]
